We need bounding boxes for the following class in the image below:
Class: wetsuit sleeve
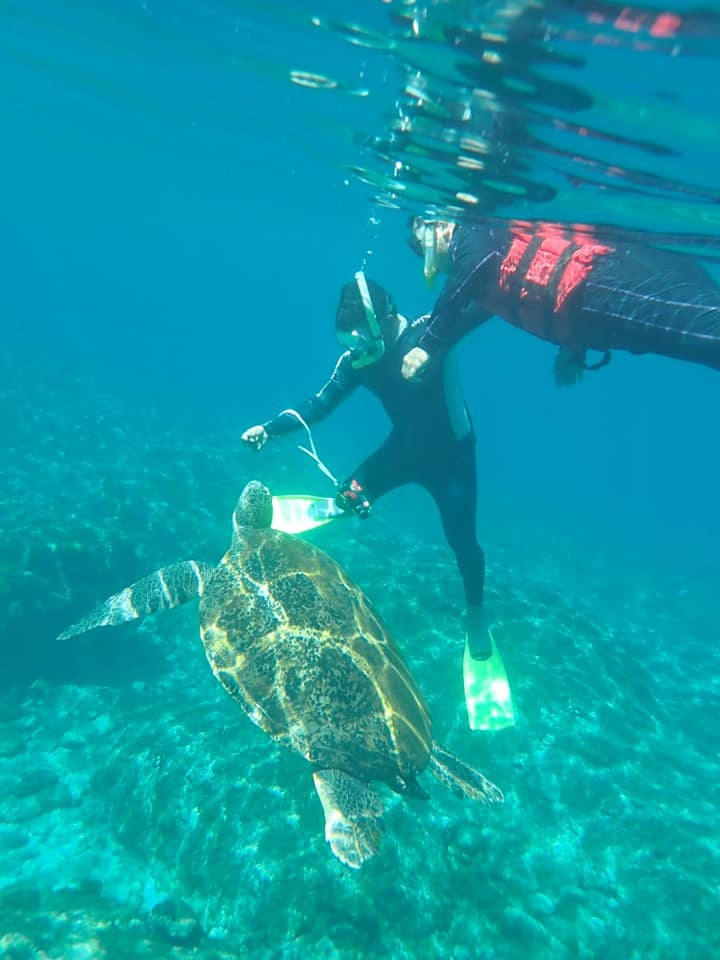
[418,227,496,354]
[262,353,358,438]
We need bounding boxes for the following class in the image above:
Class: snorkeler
[241,275,490,659]
[402,217,720,385]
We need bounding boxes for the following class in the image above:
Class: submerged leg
[428,742,504,805]
[312,769,385,869]
[57,560,214,639]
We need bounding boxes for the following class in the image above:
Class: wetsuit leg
[338,433,410,506]
[421,435,485,607]
[578,249,720,369]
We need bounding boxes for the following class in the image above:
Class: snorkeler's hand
[241,425,269,451]
[401,346,430,381]
[553,348,585,388]
[335,480,371,520]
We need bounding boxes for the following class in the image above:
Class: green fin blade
[463,627,515,732]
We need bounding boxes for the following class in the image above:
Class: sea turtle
[58,481,503,868]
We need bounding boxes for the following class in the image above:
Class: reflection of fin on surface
[271,495,346,535]
[463,627,515,732]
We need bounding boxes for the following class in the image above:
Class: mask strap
[279,408,338,486]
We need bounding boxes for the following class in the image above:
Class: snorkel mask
[340,271,386,369]
[409,216,442,288]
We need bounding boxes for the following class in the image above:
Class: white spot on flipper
[117,586,141,622]
[157,571,172,608]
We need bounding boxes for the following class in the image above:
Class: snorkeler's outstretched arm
[402,300,492,381]
[401,230,496,381]
[241,353,358,448]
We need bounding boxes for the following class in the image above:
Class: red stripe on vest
[555,242,613,311]
[525,236,573,290]
[499,232,613,338]
[498,234,530,291]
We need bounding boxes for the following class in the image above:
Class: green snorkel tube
[406,215,441,288]
[350,270,386,369]
[422,222,439,288]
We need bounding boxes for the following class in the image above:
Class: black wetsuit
[419,223,720,371]
[263,316,485,607]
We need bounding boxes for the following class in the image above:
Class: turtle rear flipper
[57,560,214,640]
[312,770,384,869]
[428,742,504,805]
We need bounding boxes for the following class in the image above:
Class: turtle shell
[199,526,432,788]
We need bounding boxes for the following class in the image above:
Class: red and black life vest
[492,229,615,345]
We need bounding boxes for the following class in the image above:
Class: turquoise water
[2,2,720,958]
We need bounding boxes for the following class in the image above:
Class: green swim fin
[271,495,346,535]
[463,626,515,732]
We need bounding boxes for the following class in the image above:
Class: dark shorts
[576,248,720,370]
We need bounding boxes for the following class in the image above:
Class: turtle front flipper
[57,560,215,639]
[312,770,385,869]
[428,742,504,805]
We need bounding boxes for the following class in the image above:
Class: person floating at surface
[401,216,720,386]
[241,273,491,660]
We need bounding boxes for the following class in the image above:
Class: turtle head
[233,481,273,534]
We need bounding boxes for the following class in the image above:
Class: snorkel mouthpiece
[351,270,386,369]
